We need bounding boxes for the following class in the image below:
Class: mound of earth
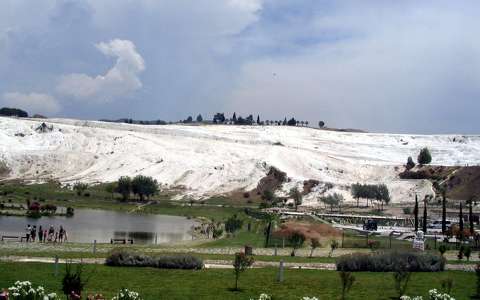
[400,165,480,201]
[272,221,341,242]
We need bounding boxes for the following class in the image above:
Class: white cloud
[57,39,145,102]
[2,92,60,115]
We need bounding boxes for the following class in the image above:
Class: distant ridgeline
[0,107,28,118]
[99,118,168,125]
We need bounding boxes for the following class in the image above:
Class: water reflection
[0,209,197,244]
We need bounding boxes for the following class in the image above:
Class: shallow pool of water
[0,208,197,244]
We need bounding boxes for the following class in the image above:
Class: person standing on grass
[25,224,31,242]
[38,225,43,242]
[43,229,48,242]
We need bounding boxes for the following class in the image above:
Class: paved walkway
[0,256,475,271]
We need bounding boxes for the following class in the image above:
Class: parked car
[363,219,378,231]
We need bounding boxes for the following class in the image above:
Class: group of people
[25,224,68,243]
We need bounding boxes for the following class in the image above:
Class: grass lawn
[0,262,475,299]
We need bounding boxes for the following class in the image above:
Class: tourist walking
[31,226,37,242]
[59,226,64,243]
[25,224,31,242]
[43,229,47,242]
[38,225,43,242]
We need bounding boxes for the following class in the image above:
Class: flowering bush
[250,294,318,300]
[111,288,142,300]
[7,281,58,300]
[400,289,455,300]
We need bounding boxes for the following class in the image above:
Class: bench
[110,238,134,244]
[1,235,29,242]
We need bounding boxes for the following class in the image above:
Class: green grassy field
[0,262,475,300]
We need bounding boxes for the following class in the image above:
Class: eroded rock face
[0,161,10,178]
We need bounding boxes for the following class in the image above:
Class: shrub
[105,250,203,270]
[400,289,455,300]
[394,270,411,299]
[417,148,432,165]
[403,207,412,215]
[438,244,447,256]
[406,156,416,170]
[339,271,355,300]
[111,288,143,300]
[7,281,58,300]
[336,251,445,272]
[233,252,254,291]
[62,263,89,298]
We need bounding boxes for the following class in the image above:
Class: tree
[282,117,287,125]
[289,187,302,211]
[320,193,344,212]
[196,114,203,122]
[232,112,237,123]
[263,213,278,247]
[406,156,416,170]
[116,176,132,201]
[287,118,297,126]
[185,116,193,123]
[329,240,339,257]
[414,195,419,232]
[417,147,432,165]
[213,113,225,124]
[393,270,411,299]
[339,271,355,300]
[232,252,254,291]
[305,121,309,127]
[0,107,28,117]
[73,182,88,196]
[459,202,464,241]
[376,184,390,210]
[442,190,447,234]
[310,238,320,258]
[423,196,428,233]
[318,121,325,128]
[131,175,158,201]
[225,214,243,236]
[105,182,117,200]
[469,198,475,236]
[262,189,274,202]
[256,115,260,125]
[289,231,305,256]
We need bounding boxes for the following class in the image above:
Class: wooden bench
[110,238,133,244]
[1,235,27,242]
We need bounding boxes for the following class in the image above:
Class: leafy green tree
[225,214,243,236]
[423,197,428,233]
[417,147,432,165]
[318,121,325,128]
[196,114,203,122]
[73,182,88,196]
[263,213,278,247]
[320,193,344,212]
[116,176,132,201]
[289,231,305,256]
[131,175,158,201]
[310,238,320,258]
[414,194,419,232]
[232,252,254,291]
[105,182,117,200]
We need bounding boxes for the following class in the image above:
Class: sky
[1,0,479,134]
